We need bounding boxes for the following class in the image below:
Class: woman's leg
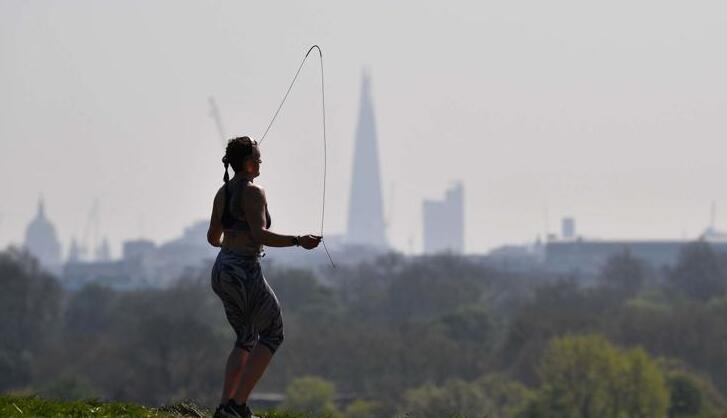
[232,343,274,404]
[220,347,250,404]
[230,262,282,405]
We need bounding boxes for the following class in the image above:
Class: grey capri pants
[211,248,284,353]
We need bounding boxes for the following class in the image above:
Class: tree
[267,267,341,319]
[499,280,610,385]
[63,283,118,339]
[667,372,706,418]
[620,348,670,418]
[475,374,532,418]
[659,358,727,418]
[435,306,497,347]
[0,248,62,391]
[599,250,648,299]
[669,242,727,301]
[343,399,383,418]
[378,254,486,324]
[398,374,530,418]
[282,376,338,416]
[400,379,491,418]
[530,334,668,418]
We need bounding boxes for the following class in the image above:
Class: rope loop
[259,45,335,268]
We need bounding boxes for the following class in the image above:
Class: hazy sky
[2,0,726,256]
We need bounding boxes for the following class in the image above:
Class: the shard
[346,73,388,248]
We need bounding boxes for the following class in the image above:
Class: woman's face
[245,148,262,178]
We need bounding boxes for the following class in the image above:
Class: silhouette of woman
[208,136,321,418]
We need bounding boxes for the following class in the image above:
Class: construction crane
[73,198,100,262]
[208,96,227,147]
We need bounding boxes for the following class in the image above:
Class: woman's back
[217,176,271,256]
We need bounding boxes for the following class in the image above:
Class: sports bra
[221,181,271,232]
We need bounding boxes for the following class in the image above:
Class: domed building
[24,198,62,274]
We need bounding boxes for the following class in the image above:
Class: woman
[208,136,321,418]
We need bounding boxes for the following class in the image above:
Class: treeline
[2,242,727,417]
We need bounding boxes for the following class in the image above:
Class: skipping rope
[258,45,335,268]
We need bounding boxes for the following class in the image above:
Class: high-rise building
[561,217,576,239]
[95,237,111,261]
[24,198,62,274]
[346,73,388,248]
[423,183,464,254]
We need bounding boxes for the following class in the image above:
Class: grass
[1,395,177,417]
[0,395,322,418]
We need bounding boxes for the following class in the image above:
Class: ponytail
[222,156,230,183]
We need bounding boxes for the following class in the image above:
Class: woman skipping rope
[208,136,321,418]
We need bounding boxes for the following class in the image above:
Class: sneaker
[223,400,259,418]
[212,403,232,418]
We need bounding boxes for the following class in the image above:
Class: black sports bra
[221,181,271,231]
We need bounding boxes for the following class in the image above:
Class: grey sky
[2,0,726,256]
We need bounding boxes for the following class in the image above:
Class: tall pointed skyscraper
[346,73,388,248]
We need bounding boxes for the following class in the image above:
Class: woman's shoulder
[214,183,228,199]
[243,182,266,198]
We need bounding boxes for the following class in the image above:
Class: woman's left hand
[300,235,322,250]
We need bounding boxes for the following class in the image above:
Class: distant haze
[2,0,726,256]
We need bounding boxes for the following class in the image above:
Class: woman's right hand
[300,235,322,250]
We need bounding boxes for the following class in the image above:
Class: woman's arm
[244,185,300,247]
[207,189,224,247]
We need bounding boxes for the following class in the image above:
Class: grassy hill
[0,395,320,418]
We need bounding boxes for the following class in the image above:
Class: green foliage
[400,379,491,418]
[435,306,497,347]
[612,297,727,397]
[268,268,341,319]
[0,395,175,417]
[63,283,118,339]
[529,334,668,418]
[500,280,613,385]
[0,350,31,393]
[282,376,338,417]
[384,258,484,324]
[668,372,706,418]
[599,250,648,299]
[399,374,531,418]
[0,395,326,418]
[621,348,670,418]
[659,359,727,418]
[474,374,532,418]
[3,247,727,416]
[343,399,384,418]
[37,375,97,401]
[669,241,727,301]
[0,248,62,391]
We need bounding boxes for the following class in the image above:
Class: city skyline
[2,1,726,255]
[13,192,726,264]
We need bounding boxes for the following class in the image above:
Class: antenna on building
[80,198,100,261]
[209,96,227,147]
[710,201,717,230]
